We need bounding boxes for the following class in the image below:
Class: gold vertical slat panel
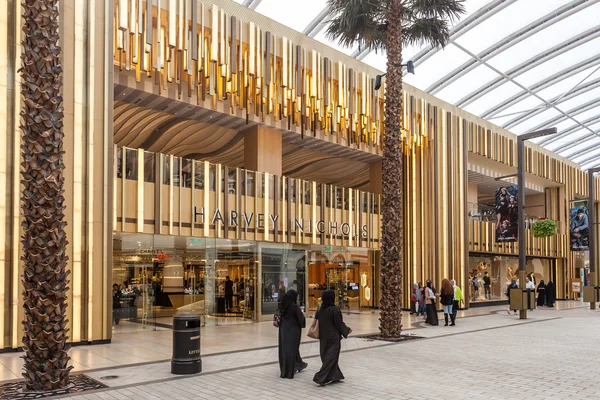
[0,0,10,349]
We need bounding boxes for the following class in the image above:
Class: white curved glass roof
[238,0,599,169]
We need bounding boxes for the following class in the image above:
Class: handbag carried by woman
[307,308,320,339]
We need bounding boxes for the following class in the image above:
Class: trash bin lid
[173,313,201,320]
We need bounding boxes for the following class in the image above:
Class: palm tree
[20,0,72,391]
[325,0,465,338]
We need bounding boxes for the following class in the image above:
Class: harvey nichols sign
[194,207,368,237]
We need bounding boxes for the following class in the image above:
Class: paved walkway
[0,304,509,381]
[33,301,600,400]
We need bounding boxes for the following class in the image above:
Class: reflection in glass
[209,164,216,191]
[125,148,138,180]
[172,157,180,187]
[228,168,236,194]
[144,152,155,183]
[181,159,192,188]
[194,162,204,190]
[116,147,123,178]
[163,157,170,185]
[261,245,305,315]
[468,255,554,303]
[246,171,255,197]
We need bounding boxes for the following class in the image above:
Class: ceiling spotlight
[374,61,415,91]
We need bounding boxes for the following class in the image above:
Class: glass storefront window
[112,233,260,330]
[181,159,192,188]
[144,152,155,183]
[116,147,123,178]
[125,149,138,180]
[304,182,310,205]
[221,166,226,193]
[228,168,236,194]
[257,173,264,198]
[289,178,296,203]
[306,246,372,313]
[468,254,554,303]
[261,244,306,316]
[172,157,180,187]
[163,157,170,185]
[194,162,204,190]
[209,164,216,191]
[246,171,255,197]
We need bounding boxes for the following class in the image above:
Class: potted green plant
[532,218,557,238]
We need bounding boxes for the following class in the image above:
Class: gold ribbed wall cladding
[112,0,403,151]
[466,122,598,196]
[1,0,113,350]
[115,146,382,249]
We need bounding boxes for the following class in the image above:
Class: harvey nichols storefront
[113,146,382,327]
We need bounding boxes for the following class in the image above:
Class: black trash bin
[171,314,202,374]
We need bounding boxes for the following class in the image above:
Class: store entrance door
[112,262,155,328]
[206,239,257,324]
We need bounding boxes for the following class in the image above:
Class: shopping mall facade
[0,0,596,349]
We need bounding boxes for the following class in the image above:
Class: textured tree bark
[379,0,404,338]
[20,0,73,391]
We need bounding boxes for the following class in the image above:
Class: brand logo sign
[194,207,368,237]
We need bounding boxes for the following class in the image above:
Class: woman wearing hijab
[424,281,439,326]
[313,289,352,387]
[536,280,546,307]
[410,283,418,315]
[278,289,307,379]
[546,281,556,307]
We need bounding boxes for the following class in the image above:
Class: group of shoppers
[277,289,352,386]
[411,280,463,326]
[505,277,557,314]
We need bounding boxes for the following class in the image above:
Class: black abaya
[536,283,546,307]
[313,304,351,385]
[425,302,439,326]
[546,281,556,307]
[278,294,307,379]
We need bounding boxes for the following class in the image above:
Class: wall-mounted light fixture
[374,61,415,90]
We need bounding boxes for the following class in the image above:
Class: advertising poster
[495,185,518,242]
[570,204,589,250]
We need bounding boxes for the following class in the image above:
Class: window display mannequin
[483,272,491,300]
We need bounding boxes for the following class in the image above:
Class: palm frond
[403,0,466,21]
[403,17,451,48]
[325,0,388,51]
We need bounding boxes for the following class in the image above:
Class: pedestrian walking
[451,279,463,323]
[278,290,307,379]
[546,281,556,307]
[313,289,352,387]
[417,282,426,316]
[536,280,546,307]
[410,283,418,315]
[424,281,439,326]
[506,278,518,315]
[440,279,455,326]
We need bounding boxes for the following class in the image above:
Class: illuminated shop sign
[194,207,368,237]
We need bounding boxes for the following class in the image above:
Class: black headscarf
[321,289,336,310]
[280,289,298,316]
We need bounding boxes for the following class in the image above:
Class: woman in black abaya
[313,289,352,386]
[546,281,556,307]
[278,289,307,379]
[536,280,546,307]
[424,281,439,326]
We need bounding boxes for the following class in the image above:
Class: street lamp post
[517,128,557,319]
[588,167,600,310]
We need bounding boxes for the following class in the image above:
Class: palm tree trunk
[379,0,404,338]
[20,0,72,391]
